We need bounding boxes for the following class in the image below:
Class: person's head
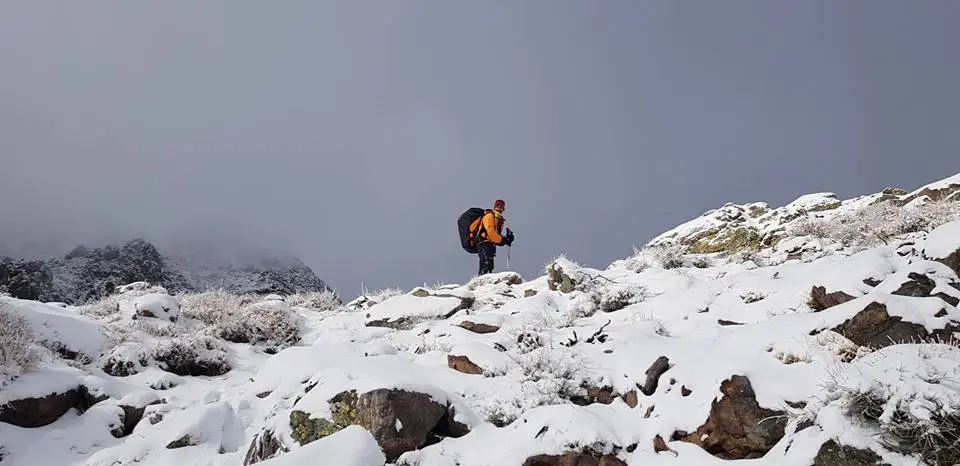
[493,199,506,213]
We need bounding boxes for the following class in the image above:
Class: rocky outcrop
[0,386,103,428]
[831,302,959,349]
[679,375,787,459]
[48,239,192,305]
[808,286,856,312]
[522,452,627,466]
[892,272,959,306]
[356,389,465,461]
[547,262,580,293]
[812,440,889,466]
[249,388,470,464]
[447,355,484,375]
[244,430,287,465]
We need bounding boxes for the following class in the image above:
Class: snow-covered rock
[133,294,180,322]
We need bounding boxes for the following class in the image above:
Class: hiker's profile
[457,199,515,275]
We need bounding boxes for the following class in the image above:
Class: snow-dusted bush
[101,342,150,377]
[153,335,230,376]
[214,301,301,348]
[484,346,588,426]
[0,310,39,386]
[284,290,342,312]
[178,290,253,325]
[808,344,960,465]
[647,243,685,269]
[790,200,960,252]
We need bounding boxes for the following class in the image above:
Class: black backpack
[457,207,487,254]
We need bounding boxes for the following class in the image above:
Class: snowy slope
[0,173,958,466]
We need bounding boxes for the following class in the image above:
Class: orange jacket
[471,210,505,245]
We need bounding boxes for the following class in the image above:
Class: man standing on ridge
[472,199,514,275]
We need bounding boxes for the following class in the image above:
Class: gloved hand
[503,230,515,246]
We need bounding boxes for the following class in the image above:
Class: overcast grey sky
[1,1,958,296]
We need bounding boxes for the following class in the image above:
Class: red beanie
[494,199,506,210]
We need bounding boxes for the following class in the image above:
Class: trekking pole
[507,245,511,270]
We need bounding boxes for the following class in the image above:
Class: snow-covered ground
[1,173,960,466]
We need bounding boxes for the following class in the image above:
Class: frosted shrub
[789,216,834,239]
[805,344,960,465]
[0,310,39,385]
[215,302,301,348]
[179,291,252,325]
[284,291,342,312]
[153,335,230,377]
[790,200,960,252]
[482,345,588,426]
[647,243,685,269]
[80,293,123,317]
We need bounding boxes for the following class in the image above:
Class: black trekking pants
[477,242,496,275]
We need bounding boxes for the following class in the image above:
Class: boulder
[356,389,467,461]
[244,429,287,465]
[260,388,470,463]
[923,219,960,276]
[892,272,960,307]
[547,263,580,293]
[639,356,670,396]
[447,355,484,375]
[808,286,856,312]
[812,440,889,466]
[457,321,500,334]
[0,386,103,428]
[831,301,959,349]
[679,375,787,459]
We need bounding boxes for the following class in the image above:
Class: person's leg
[478,243,496,275]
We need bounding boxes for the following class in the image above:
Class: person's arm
[482,214,504,244]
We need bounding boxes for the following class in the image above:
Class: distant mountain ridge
[0,238,330,304]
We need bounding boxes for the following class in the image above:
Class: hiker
[472,199,514,275]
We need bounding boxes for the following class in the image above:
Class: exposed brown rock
[547,263,579,293]
[640,356,670,396]
[355,389,454,461]
[447,355,484,375]
[0,386,103,428]
[831,301,959,349]
[653,435,676,455]
[892,272,960,306]
[808,286,856,312]
[622,390,638,408]
[244,430,287,465]
[457,321,500,334]
[366,295,474,330]
[522,452,627,466]
[863,277,882,287]
[572,386,617,406]
[680,375,787,459]
[898,182,960,205]
[812,440,889,466]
